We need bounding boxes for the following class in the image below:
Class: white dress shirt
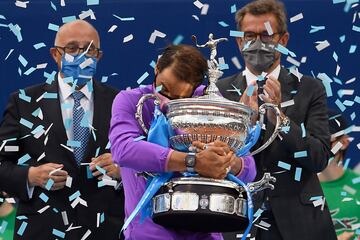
[58,73,94,141]
[243,64,281,86]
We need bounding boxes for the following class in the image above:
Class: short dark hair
[157,44,208,87]
[235,0,288,34]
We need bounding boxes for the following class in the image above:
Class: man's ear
[154,64,159,76]
[96,51,103,61]
[279,32,290,47]
[236,37,243,51]
[50,47,58,62]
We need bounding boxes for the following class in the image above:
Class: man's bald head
[50,19,102,74]
[54,20,100,48]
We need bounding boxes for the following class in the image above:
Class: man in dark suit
[217,0,336,239]
[0,20,124,239]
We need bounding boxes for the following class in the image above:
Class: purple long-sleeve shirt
[109,84,256,240]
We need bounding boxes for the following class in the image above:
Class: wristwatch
[184,152,196,172]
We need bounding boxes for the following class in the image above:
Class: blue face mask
[61,54,97,87]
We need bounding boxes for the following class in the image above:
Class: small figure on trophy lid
[192,33,228,70]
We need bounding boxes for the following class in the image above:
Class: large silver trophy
[136,34,281,232]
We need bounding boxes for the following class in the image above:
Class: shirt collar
[58,73,93,100]
[243,64,281,85]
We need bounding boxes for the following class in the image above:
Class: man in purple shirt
[110,45,256,239]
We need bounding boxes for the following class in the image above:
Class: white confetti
[108,25,117,33]
[331,141,343,154]
[123,34,134,43]
[200,4,209,15]
[264,21,273,35]
[231,56,241,69]
[193,0,203,9]
[315,40,330,51]
[148,30,166,44]
[290,13,303,23]
[15,1,29,8]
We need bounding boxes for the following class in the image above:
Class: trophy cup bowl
[166,94,254,152]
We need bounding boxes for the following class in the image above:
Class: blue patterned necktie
[72,91,90,166]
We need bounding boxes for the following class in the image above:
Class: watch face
[186,154,196,167]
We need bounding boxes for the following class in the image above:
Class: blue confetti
[87,0,99,6]
[229,30,244,37]
[219,63,229,70]
[44,92,58,99]
[100,212,105,223]
[18,154,31,165]
[230,4,237,13]
[349,45,357,53]
[19,93,31,103]
[309,25,325,34]
[343,158,350,169]
[352,25,360,32]
[18,54,28,67]
[16,216,28,220]
[101,76,108,83]
[277,161,291,170]
[301,123,306,137]
[48,23,59,32]
[31,125,44,135]
[218,21,229,27]
[45,179,54,190]
[294,151,307,158]
[39,193,49,203]
[69,191,81,202]
[333,0,345,3]
[340,191,347,196]
[62,16,77,23]
[350,112,356,120]
[105,141,111,149]
[295,167,302,181]
[31,108,41,117]
[317,73,333,97]
[339,35,346,43]
[50,1,57,11]
[52,229,65,238]
[352,176,360,184]
[95,165,107,175]
[0,220,8,234]
[137,72,149,85]
[0,15,6,20]
[20,118,33,129]
[246,85,255,96]
[335,99,346,112]
[17,221,27,236]
[33,42,46,49]
[173,35,184,45]
[355,96,360,104]
[309,196,323,201]
[8,23,23,42]
[332,51,338,62]
[24,67,36,76]
[67,140,81,148]
[149,60,156,69]
[95,147,100,158]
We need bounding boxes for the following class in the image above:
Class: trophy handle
[250,103,281,155]
[135,93,161,134]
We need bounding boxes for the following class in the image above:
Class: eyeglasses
[243,31,283,44]
[55,44,100,58]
